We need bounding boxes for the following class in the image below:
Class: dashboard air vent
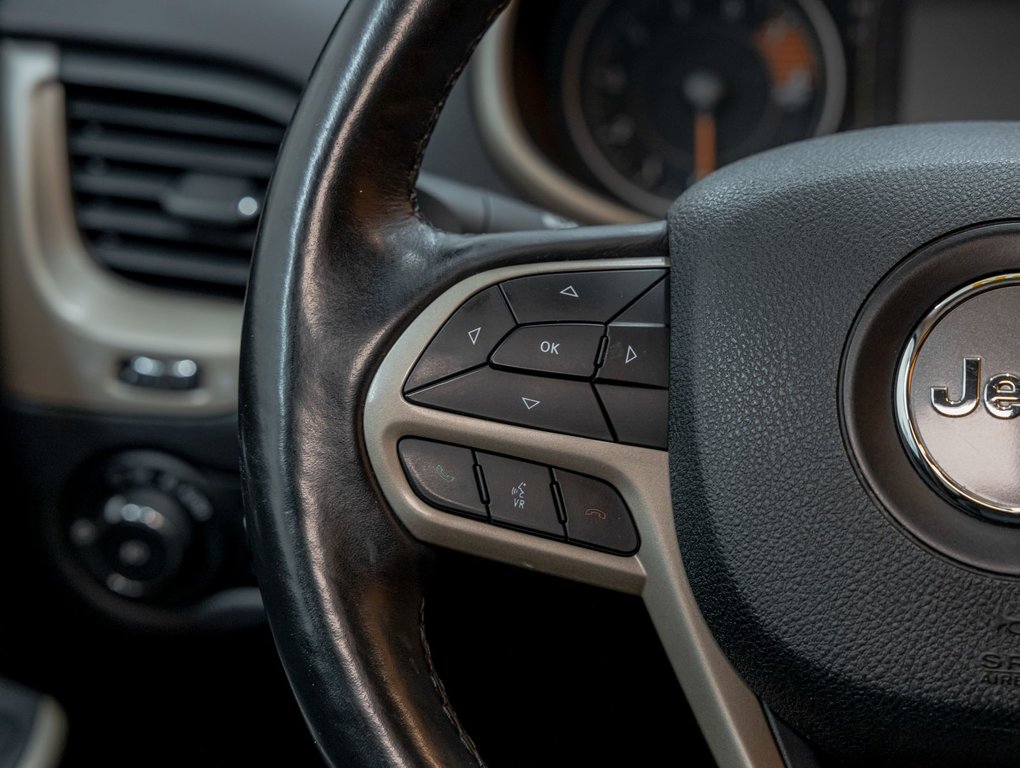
[62,51,295,296]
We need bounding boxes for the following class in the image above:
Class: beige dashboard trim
[0,41,241,415]
[15,695,67,768]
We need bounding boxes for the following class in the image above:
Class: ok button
[491,323,604,379]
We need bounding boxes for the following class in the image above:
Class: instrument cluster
[475,0,917,220]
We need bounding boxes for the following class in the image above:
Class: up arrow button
[500,270,665,323]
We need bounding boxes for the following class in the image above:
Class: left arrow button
[405,286,517,392]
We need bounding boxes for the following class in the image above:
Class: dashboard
[476,0,1020,222]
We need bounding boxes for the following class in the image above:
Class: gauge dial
[564,0,846,216]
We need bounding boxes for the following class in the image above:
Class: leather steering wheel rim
[240,1,510,764]
[241,0,688,758]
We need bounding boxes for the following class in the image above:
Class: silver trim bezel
[365,258,783,768]
[895,273,1020,520]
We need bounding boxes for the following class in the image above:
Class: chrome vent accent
[62,51,295,296]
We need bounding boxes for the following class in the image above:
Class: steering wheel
[239,0,1020,765]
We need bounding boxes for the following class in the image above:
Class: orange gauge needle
[693,111,717,181]
[683,70,725,182]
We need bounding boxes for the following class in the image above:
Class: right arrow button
[597,325,668,388]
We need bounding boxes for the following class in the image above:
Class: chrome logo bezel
[895,273,1020,521]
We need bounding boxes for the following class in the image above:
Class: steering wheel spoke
[365,221,785,767]
[367,225,670,593]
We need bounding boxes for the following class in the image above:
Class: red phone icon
[584,508,607,521]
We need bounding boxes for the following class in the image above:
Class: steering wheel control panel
[398,438,639,555]
[403,269,669,449]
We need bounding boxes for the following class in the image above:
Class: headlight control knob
[71,487,193,599]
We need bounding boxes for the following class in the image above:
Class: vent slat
[69,132,277,178]
[65,70,288,296]
[90,243,251,289]
[79,205,256,251]
[72,167,169,202]
[68,99,284,145]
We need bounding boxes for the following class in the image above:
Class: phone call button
[553,469,639,554]
[398,439,487,519]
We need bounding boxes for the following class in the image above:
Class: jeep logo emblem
[931,357,1020,420]
[895,274,1020,519]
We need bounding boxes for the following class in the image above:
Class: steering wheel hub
[672,130,1020,764]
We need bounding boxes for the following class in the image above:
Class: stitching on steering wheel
[419,599,488,767]
[407,0,510,223]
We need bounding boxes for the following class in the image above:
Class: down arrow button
[407,368,612,441]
